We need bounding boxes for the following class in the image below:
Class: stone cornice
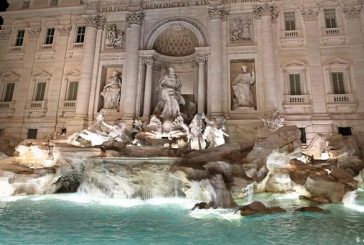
[126,11,144,27]
[301,8,319,22]
[208,5,227,21]
[253,3,277,19]
[83,14,106,30]
[342,6,362,19]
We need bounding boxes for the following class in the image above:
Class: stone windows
[44,28,55,45]
[27,129,38,139]
[75,26,85,43]
[324,9,337,28]
[289,74,302,95]
[338,127,352,136]
[331,72,345,94]
[15,30,25,46]
[34,82,47,101]
[284,12,296,31]
[1,82,15,102]
[66,81,78,101]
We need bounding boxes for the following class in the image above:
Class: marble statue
[189,113,207,150]
[100,70,122,110]
[232,65,255,108]
[203,116,229,148]
[261,111,285,132]
[106,24,125,48]
[68,113,128,146]
[154,67,185,120]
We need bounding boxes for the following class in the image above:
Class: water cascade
[77,161,183,200]
[343,190,364,212]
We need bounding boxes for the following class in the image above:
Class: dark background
[0,0,10,27]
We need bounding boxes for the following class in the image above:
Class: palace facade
[0,0,363,144]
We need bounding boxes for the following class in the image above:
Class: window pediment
[32,70,52,81]
[64,69,81,78]
[324,58,350,69]
[281,59,306,71]
[0,71,20,81]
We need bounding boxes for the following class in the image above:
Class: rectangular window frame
[21,1,30,9]
[1,82,16,102]
[324,9,337,29]
[44,28,55,45]
[27,129,38,139]
[75,26,86,43]
[34,81,47,101]
[15,30,25,47]
[66,81,78,101]
[331,72,346,94]
[288,73,302,95]
[284,12,296,31]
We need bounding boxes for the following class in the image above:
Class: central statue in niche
[153,66,185,120]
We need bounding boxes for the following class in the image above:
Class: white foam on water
[190,208,241,221]
[343,191,364,213]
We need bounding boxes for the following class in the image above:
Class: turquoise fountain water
[0,190,364,245]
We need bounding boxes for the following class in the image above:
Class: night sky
[0,0,9,27]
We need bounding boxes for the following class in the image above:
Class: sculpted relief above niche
[105,23,126,49]
[229,14,254,45]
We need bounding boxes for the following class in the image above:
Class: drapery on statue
[153,67,185,119]
[232,64,255,108]
[100,70,122,110]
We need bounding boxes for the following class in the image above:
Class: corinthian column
[142,57,154,118]
[75,14,105,118]
[196,56,207,113]
[122,10,144,119]
[207,4,226,116]
[254,3,277,111]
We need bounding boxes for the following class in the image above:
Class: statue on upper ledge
[153,66,185,120]
[100,70,122,110]
[232,64,255,109]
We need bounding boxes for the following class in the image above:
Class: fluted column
[343,6,364,112]
[197,56,207,113]
[75,14,105,118]
[207,4,226,116]
[254,3,277,111]
[142,57,154,118]
[122,11,144,119]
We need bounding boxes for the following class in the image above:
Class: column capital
[57,25,72,36]
[142,57,154,66]
[301,8,320,22]
[196,56,208,64]
[126,11,144,27]
[208,5,228,20]
[0,26,12,40]
[343,6,362,19]
[83,14,106,30]
[26,26,41,38]
[253,3,277,19]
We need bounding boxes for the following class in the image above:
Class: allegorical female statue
[232,64,255,108]
[154,67,185,119]
[100,70,122,110]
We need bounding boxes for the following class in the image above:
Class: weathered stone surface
[295,206,324,212]
[305,175,346,203]
[302,134,327,160]
[238,201,286,216]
